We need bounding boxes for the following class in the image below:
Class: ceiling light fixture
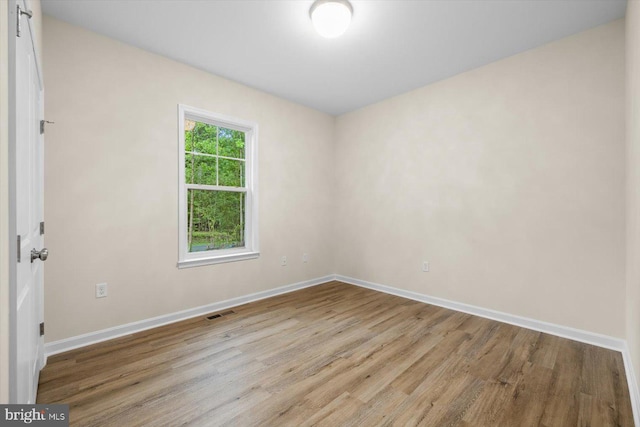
[310,0,353,39]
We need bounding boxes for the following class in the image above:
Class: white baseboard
[622,343,640,427]
[47,272,627,354]
[336,275,626,352]
[44,274,335,356]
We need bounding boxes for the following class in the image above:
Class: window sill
[178,251,260,269]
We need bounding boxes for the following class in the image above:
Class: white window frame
[177,104,259,268]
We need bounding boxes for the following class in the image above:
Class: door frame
[6,0,19,404]
[3,0,44,403]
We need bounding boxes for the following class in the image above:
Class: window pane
[186,189,245,252]
[218,158,244,187]
[186,120,217,155]
[218,127,245,159]
[186,153,217,185]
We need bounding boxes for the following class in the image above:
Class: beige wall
[44,15,627,344]
[334,20,626,337]
[627,0,640,390]
[42,17,335,342]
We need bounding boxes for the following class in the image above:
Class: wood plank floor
[37,281,634,426]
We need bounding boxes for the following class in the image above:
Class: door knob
[30,248,48,263]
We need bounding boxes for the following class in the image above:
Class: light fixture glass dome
[310,0,353,39]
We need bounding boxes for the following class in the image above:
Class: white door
[14,0,45,404]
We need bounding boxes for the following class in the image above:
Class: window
[178,105,258,268]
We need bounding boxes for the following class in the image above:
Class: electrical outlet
[281,256,287,266]
[96,283,108,298]
[302,253,309,263]
[422,261,429,272]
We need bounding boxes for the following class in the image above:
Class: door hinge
[40,221,45,235]
[40,120,54,134]
[16,5,33,38]
[39,322,44,336]
[17,235,21,263]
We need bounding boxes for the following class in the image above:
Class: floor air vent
[206,310,236,320]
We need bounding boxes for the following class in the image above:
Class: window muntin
[178,105,258,268]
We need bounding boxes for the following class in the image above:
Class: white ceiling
[42,0,627,116]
